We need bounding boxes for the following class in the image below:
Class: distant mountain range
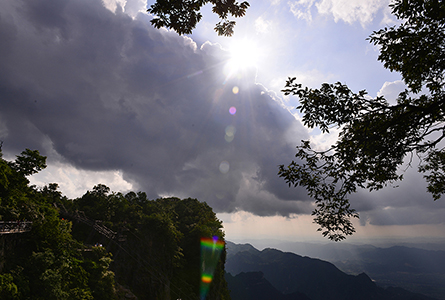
[230,240,445,299]
[225,241,439,300]
[331,245,445,299]
[225,271,311,300]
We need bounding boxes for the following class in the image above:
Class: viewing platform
[0,221,32,234]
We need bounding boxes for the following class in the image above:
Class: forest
[0,147,230,300]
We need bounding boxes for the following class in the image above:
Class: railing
[55,203,121,241]
[0,221,32,234]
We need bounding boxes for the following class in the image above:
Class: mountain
[226,241,437,300]
[332,246,445,300]
[225,271,311,300]
[239,240,445,299]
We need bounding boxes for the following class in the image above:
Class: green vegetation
[147,0,249,36]
[0,146,230,299]
[279,0,445,241]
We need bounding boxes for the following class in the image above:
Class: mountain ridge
[225,241,437,300]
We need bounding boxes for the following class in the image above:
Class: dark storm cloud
[2,0,443,227]
[0,0,310,215]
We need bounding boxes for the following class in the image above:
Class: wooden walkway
[55,203,125,242]
[0,221,32,234]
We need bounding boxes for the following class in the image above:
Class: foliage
[10,149,47,176]
[0,148,47,221]
[279,0,445,241]
[82,247,116,300]
[0,147,118,299]
[0,145,230,299]
[147,0,249,36]
[72,189,229,300]
[0,273,18,299]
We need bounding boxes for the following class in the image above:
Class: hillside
[333,246,445,299]
[240,240,445,299]
[226,241,437,300]
[225,271,311,300]
[0,148,230,300]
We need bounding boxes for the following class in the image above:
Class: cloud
[342,80,445,227]
[2,0,443,233]
[288,0,391,26]
[30,161,134,199]
[288,0,316,22]
[124,0,147,17]
[255,16,273,34]
[377,80,406,103]
[0,0,309,216]
[351,152,445,227]
[218,211,321,241]
[316,0,390,26]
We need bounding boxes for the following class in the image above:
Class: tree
[0,147,118,299]
[147,0,249,36]
[0,147,47,220]
[10,149,47,176]
[279,0,445,241]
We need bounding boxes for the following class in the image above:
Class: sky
[1,0,444,244]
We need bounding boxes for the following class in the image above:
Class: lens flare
[201,274,213,284]
[232,86,239,94]
[200,237,225,300]
[219,161,230,174]
[229,106,237,115]
[225,125,236,143]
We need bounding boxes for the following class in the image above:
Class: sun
[226,39,261,72]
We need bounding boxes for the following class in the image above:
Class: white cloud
[124,0,147,17]
[101,0,147,17]
[288,0,391,26]
[255,16,273,34]
[29,162,134,199]
[102,0,126,13]
[316,0,390,26]
[286,68,335,88]
[288,0,316,21]
[377,80,406,104]
[380,3,398,26]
